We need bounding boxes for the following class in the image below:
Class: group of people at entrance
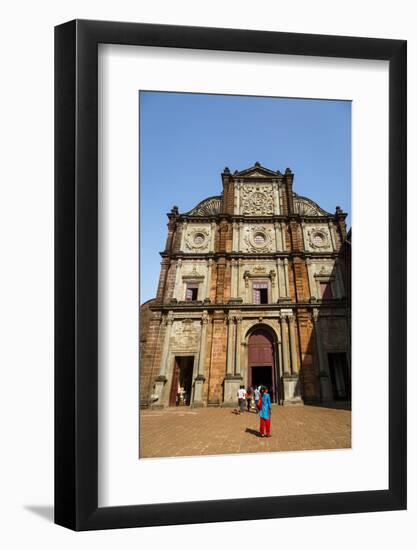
[237,385,272,437]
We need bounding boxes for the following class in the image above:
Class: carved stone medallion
[241,185,274,215]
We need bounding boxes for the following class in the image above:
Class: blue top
[259,392,271,419]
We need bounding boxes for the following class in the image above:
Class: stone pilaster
[288,315,299,374]
[282,313,303,405]
[273,183,280,215]
[152,312,174,407]
[271,269,278,303]
[280,316,291,375]
[205,259,212,301]
[280,222,287,251]
[239,222,244,252]
[230,258,237,298]
[223,314,242,406]
[313,308,333,402]
[210,222,216,252]
[234,315,242,376]
[232,222,238,252]
[283,258,290,298]
[226,314,235,376]
[193,311,209,407]
[274,221,283,252]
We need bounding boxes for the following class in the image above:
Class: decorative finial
[171,205,179,215]
[254,161,261,167]
[285,167,292,174]
[223,166,230,173]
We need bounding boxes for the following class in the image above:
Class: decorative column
[193,311,209,407]
[230,259,237,298]
[270,270,277,303]
[180,221,187,252]
[205,259,212,301]
[273,183,280,215]
[281,313,303,405]
[223,314,242,406]
[226,314,235,376]
[280,316,291,375]
[288,316,299,373]
[232,222,238,252]
[313,308,333,402]
[173,259,182,300]
[239,222,244,252]
[210,222,216,252]
[236,182,241,215]
[280,222,286,251]
[274,221,283,252]
[283,258,290,298]
[237,259,243,298]
[234,315,242,376]
[152,312,174,407]
[276,259,282,299]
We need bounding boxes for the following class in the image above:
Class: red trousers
[260,417,271,436]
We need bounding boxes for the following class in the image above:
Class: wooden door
[169,359,180,406]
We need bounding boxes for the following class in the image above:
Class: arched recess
[245,323,282,404]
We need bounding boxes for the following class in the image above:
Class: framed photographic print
[55,20,406,530]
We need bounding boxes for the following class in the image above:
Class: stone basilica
[140,163,351,408]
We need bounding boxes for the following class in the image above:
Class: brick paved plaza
[139,405,351,458]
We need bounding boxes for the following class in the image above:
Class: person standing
[254,386,261,413]
[259,387,272,437]
[246,386,253,412]
[237,385,246,414]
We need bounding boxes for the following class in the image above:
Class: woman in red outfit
[259,387,272,437]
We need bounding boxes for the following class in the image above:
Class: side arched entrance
[247,326,281,404]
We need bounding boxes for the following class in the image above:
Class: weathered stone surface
[140,163,351,408]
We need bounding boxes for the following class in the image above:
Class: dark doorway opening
[328,352,351,400]
[169,356,194,406]
[247,327,278,403]
[251,366,274,401]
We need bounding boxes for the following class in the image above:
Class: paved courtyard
[139,404,351,458]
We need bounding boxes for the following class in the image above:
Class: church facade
[140,163,351,408]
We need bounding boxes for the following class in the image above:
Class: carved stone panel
[242,224,275,253]
[240,184,275,215]
[170,320,201,352]
[183,224,212,252]
[303,224,333,252]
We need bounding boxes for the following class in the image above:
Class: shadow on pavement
[245,427,262,438]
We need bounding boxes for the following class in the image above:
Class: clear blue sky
[140,91,351,304]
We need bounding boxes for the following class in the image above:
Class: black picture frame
[55,19,407,531]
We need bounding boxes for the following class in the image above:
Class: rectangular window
[185,284,199,301]
[319,281,333,299]
[253,282,269,304]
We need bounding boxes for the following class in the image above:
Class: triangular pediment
[234,163,280,179]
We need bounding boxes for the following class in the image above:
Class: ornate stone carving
[307,227,331,249]
[182,265,205,281]
[241,185,274,215]
[187,196,222,216]
[171,320,200,348]
[184,226,210,251]
[293,194,330,216]
[243,225,274,252]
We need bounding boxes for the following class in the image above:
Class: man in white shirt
[237,386,246,414]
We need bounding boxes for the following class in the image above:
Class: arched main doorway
[247,327,280,404]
